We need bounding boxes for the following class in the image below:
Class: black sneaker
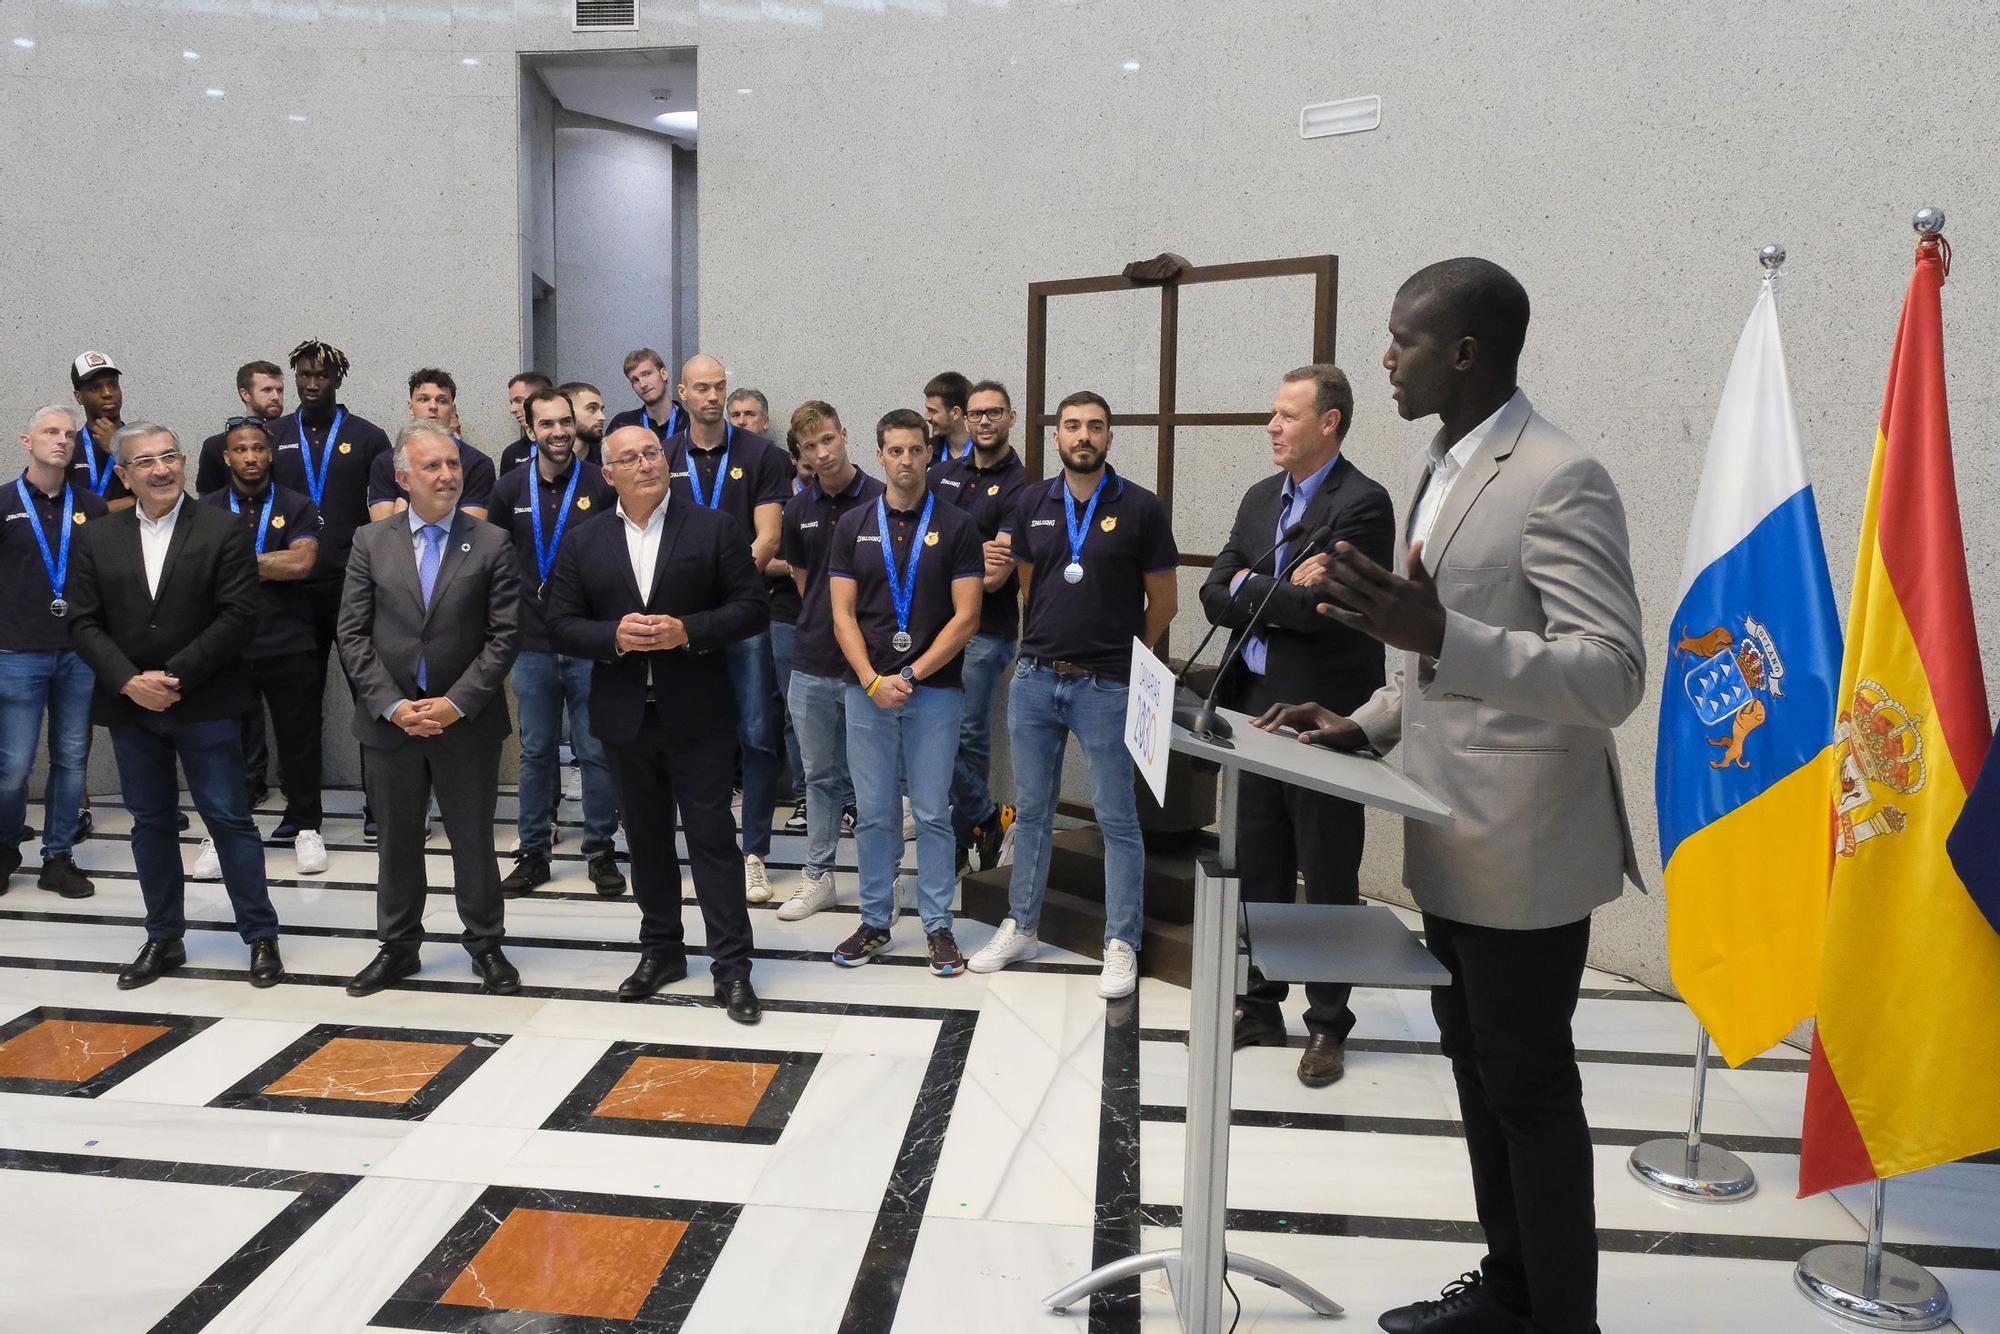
[501,853,552,899]
[831,923,892,967]
[970,805,1014,872]
[268,816,301,845]
[0,844,19,892]
[785,801,808,834]
[73,809,93,843]
[176,811,191,831]
[586,853,626,898]
[36,854,95,900]
[840,804,858,836]
[1378,1272,1511,1334]
[362,816,378,843]
[927,927,965,977]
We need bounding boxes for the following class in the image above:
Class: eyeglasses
[607,446,666,468]
[966,407,1013,422]
[124,450,185,471]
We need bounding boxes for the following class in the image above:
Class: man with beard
[197,361,286,496]
[69,352,131,511]
[197,418,328,876]
[932,379,1029,871]
[367,369,496,520]
[607,347,684,443]
[495,372,554,476]
[559,381,607,463]
[922,370,972,467]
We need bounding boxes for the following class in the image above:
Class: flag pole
[1626,1023,1756,1200]
[1794,1178,1951,1329]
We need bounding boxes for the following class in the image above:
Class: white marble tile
[501,1127,770,1202]
[681,1204,878,1334]
[823,1013,946,1059]
[368,1121,536,1184]
[517,994,851,1050]
[0,1091,411,1175]
[893,1216,1095,1333]
[0,1167,297,1334]
[100,1017,317,1108]
[750,1052,932,1212]
[1142,1037,1462,1126]
[423,1033,613,1129]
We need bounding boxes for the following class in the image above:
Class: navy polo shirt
[68,421,129,505]
[0,474,109,651]
[934,447,1031,641]
[486,457,617,655]
[927,433,973,471]
[195,429,231,497]
[781,466,886,680]
[769,477,807,625]
[607,400,684,443]
[198,482,323,659]
[828,492,984,688]
[1007,466,1179,680]
[366,438,498,513]
[666,426,792,551]
[501,435,598,476]
[267,406,391,582]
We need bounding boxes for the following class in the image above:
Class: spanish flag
[1798,228,2000,1196]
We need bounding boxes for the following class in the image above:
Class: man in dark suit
[547,424,769,1023]
[1199,365,1394,1088]
[66,423,284,990]
[337,420,522,997]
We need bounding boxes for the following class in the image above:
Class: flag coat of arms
[1656,276,1841,1069]
[1799,231,2000,1196]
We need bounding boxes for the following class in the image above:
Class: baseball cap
[70,351,120,386]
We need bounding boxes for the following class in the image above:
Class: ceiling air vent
[573,0,638,32]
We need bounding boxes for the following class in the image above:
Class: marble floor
[1,787,1996,1333]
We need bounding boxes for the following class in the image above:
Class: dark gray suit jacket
[336,508,520,752]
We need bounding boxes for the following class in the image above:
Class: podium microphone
[1174,524,1336,744]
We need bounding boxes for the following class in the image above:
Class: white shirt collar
[1428,388,1526,475]
[616,494,669,532]
[136,495,184,532]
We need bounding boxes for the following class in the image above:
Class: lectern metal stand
[1044,709,1452,1331]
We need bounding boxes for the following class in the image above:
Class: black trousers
[302,579,368,802]
[246,651,324,828]
[1233,676,1364,1041]
[242,708,270,792]
[364,734,504,957]
[1424,911,1598,1334]
[604,706,753,983]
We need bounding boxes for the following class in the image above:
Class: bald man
[663,354,793,902]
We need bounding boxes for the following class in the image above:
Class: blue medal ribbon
[529,460,583,590]
[877,491,935,650]
[298,408,346,508]
[228,487,277,556]
[1062,470,1108,570]
[684,423,735,510]
[16,478,74,605]
[78,427,117,496]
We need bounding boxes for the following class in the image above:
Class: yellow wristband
[866,675,882,697]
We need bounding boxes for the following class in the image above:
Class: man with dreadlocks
[268,340,394,837]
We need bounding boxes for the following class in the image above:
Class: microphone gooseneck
[1178,523,1335,743]
[1171,519,1309,693]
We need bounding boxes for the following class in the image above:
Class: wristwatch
[900,666,918,686]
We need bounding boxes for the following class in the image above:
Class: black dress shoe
[37,854,95,900]
[716,977,761,1025]
[346,948,420,997]
[1232,1006,1289,1051]
[586,854,626,898]
[1379,1272,1516,1334]
[176,811,191,831]
[362,816,379,843]
[118,939,187,990]
[618,953,687,1001]
[0,844,21,890]
[248,939,285,988]
[472,948,521,995]
[1298,1032,1346,1088]
[500,853,551,899]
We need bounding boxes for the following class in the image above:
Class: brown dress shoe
[1298,1032,1345,1088]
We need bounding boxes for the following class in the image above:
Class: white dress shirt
[618,494,669,596]
[1409,388,1524,547]
[136,495,184,598]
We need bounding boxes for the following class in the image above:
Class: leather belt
[1024,656,1096,679]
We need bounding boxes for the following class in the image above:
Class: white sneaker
[191,838,222,881]
[745,854,771,904]
[967,917,1039,974]
[294,829,328,876]
[902,798,916,841]
[1098,939,1139,999]
[777,868,836,921]
[562,766,583,801]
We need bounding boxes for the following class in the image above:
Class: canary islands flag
[1799,231,2000,1196]
[1657,274,1841,1069]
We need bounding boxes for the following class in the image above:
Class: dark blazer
[67,495,260,725]
[1198,453,1396,714]
[545,500,768,746]
[336,508,521,752]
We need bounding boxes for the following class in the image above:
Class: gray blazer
[337,508,521,752]
[1350,392,1646,929]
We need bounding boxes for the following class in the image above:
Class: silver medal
[891,630,913,653]
[1063,561,1084,585]
[49,598,68,618]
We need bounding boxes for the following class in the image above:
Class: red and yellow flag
[1799,231,2000,1196]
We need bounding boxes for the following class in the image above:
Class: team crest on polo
[923,531,939,546]
[338,442,352,454]
[1673,616,1787,770]
[71,512,85,524]
[577,497,591,510]
[1833,677,1925,858]
[271,515,285,529]
[1100,516,1117,533]
[987,484,999,496]
[729,467,744,479]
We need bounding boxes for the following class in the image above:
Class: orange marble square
[262,1036,465,1104]
[592,1056,779,1126]
[440,1208,685,1320]
[0,1019,172,1082]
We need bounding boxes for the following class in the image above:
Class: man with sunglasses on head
[196,361,287,497]
[197,417,327,877]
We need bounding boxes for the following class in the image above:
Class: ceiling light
[654,110,697,134]
[204,87,225,98]
[288,114,307,122]
[1298,94,1380,139]
[13,37,36,48]
[460,56,480,66]
[736,87,752,95]
[1121,60,1140,73]
[183,49,200,59]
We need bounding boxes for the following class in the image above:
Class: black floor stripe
[1137,1029,1813,1074]
[1133,1203,2000,1273]
[1089,993,1144,1334]
[1138,1104,1806,1157]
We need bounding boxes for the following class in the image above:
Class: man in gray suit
[1263,258,1643,1334]
[338,420,523,997]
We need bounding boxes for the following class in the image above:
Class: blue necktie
[417,523,445,689]
[1242,486,1297,677]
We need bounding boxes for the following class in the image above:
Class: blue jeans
[511,651,617,858]
[1005,661,1145,949]
[725,631,782,858]
[845,683,962,932]
[0,651,94,859]
[108,713,278,943]
[950,632,1015,841]
[768,621,806,794]
[787,671,854,878]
